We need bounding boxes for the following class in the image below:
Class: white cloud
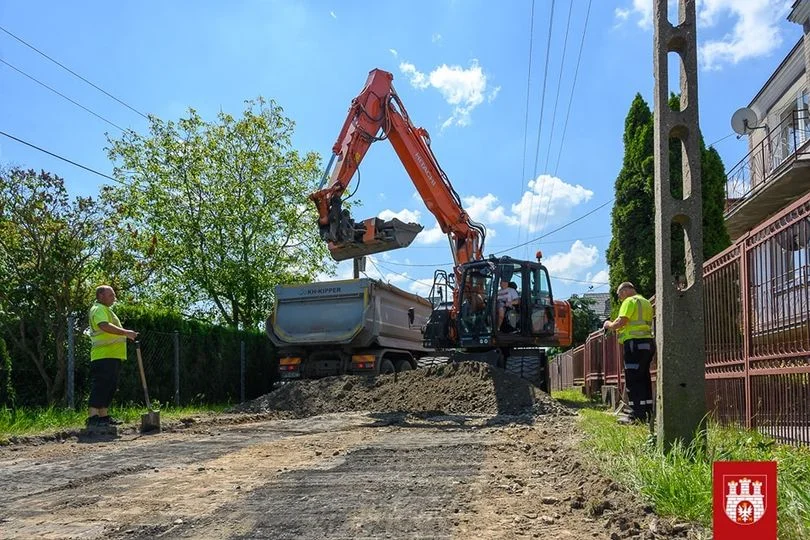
[389,48,398,57]
[543,241,599,279]
[330,10,337,19]
[613,0,791,69]
[586,268,610,287]
[512,175,594,233]
[462,194,520,228]
[379,208,422,223]
[408,278,434,297]
[399,62,430,90]
[615,7,632,21]
[415,221,446,244]
[698,0,792,70]
[398,59,495,129]
[378,192,387,201]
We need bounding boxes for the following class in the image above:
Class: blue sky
[0,0,799,300]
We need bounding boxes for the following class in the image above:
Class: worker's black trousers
[622,338,655,421]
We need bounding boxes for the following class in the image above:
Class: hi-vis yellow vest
[89,302,127,361]
[617,294,654,344]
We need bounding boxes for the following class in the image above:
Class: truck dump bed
[267,278,433,351]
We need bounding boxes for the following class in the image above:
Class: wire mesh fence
[65,324,277,409]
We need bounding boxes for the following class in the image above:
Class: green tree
[568,295,602,351]
[105,98,332,328]
[607,94,656,304]
[0,168,103,404]
[548,295,601,356]
[607,93,731,309]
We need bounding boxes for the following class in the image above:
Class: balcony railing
[725,109,810,215]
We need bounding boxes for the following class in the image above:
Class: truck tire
[396,359,413,372]
[506,350,549,392]
[378,358,396,375]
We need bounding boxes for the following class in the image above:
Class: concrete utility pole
[652,0,707,451]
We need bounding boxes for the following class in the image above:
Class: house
[724,0,810,241]
[582,292,611,320]
[720,1,810,338]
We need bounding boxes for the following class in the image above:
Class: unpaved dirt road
[0,410,702,540]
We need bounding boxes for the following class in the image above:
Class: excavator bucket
[328,217,424,261]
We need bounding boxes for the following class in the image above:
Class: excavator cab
[454,257,571,349]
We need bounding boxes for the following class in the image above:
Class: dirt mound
[234,362,572,418]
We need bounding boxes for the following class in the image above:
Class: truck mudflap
[328,217,424,261]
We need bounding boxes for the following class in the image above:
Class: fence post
[66,315,75,410]
[173,331,180,406]
[240,340,246,403]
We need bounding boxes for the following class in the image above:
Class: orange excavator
[310,68,571,388]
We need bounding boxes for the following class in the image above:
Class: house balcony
[725,109,810,241]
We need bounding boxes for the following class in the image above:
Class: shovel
[135,341,161,433]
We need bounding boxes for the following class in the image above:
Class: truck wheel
[378,358,396,375]
[396,359,413,372]
[506,352,547,391]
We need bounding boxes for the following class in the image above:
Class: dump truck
[266,278,433,379]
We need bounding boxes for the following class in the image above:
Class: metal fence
[554,192,810,445]
[65,324,276,409]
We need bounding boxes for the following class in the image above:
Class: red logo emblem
[713,461,777,539]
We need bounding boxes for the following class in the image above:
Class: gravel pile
[233,362,572,418]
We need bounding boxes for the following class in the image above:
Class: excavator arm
[310,68,486,265]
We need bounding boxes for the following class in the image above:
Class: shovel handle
[135,341,152,409]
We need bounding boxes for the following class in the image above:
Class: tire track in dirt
[0,414,380,540]
[167,424,493,539]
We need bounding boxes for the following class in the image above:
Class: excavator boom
[309,69,485,265]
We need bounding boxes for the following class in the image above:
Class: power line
[0,130,120,183]
[531,0,557,178]
[386,234,612,267]
[707,132,735,146]
[494,198,613,256]
[0,58,126,132]
[388,234,612,250]
[552,0,593,176]
[543,0,574,173]
[541,0,593,235]
[373,257,608,287]
[0,25,149,120]
[526,0,557,256]
[517,0,536,255]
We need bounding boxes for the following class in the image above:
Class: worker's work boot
[99,416,123,426]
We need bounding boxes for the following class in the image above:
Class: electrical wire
[543,0,574,173]
[0,130,122,183]
[0,25,149,120]
[517,0,536,253]
[373,257,608,287]
[494,198,612,256]
[526,0,557,256]
[0,58,126,132]
[540,0,594,236]
[552,0,593,176]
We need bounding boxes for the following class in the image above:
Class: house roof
[582,292,611,318]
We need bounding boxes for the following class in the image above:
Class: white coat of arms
[723,476,767,524]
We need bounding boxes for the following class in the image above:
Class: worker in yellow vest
[603,282,655,423]
[87,285,138,428]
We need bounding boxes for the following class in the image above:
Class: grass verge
[0,403,230,438]
[551,391,810,540]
